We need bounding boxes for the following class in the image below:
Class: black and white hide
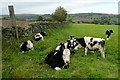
[105,30,113,40]
[55,41,71,51]
[55,36,77,50]
[45,43,71,70]
[73,37,106,58]
[20,40,34,53]
[55,40,76,55]
[68,36,78,49]
[34,32,47,41]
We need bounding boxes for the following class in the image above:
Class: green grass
[2,23,118,78]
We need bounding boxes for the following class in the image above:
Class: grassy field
[2,23,118,78]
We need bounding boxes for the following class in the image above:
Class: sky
[1,0,119,15]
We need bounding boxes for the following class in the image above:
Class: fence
[2,21,66,41]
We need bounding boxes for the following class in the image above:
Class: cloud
[1,0,119,14]
[2,0,59,2]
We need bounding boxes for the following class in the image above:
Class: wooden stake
[8,5,18,39]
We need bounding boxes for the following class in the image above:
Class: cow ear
[70,36,73,39]
[67,40,70,42]
[60,43,63,45]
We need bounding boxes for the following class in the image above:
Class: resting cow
[45,43,71,70]
[34,32,47,41]
[20,40,34,53]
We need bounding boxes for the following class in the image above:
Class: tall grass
[2,23,118,78]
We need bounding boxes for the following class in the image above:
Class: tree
[37,16,43,21]
[51,6,67,22]
[67,19,73,23]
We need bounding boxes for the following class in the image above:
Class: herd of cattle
[20,30,113,70]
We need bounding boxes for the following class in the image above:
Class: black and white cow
[55,36,77,50]
[34,32,47,41]
[55,40,71,51]
[68,36,78,49]
[55,40,76,55]
[45,43,71,70]
[105,30,113,40]
[20,40,34,53]
[72,37,106,58]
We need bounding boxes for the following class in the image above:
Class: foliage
[92,16,112,25]
[68,13,118,25]
[37,16,43,21]
[67,19,73,23]
[2,23,118,78]
[1,13,118,25]
[51,6,67,22]
[2,17,9,20]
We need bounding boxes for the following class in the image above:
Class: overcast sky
[1,0,119,15]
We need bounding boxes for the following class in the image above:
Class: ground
[2,23,118,78]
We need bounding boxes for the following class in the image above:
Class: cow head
[40,32,47,36]
[62,49,71,69]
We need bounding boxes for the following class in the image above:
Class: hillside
[68,13,118,24]
[0,13,120,25]
[1,13,118,20]
[1,14,50,21]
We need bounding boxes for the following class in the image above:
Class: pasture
[2,23,118,78]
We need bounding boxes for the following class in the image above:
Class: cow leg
[74,46,78,50]
[85,47,88,55]
[74,44,81,50]
[109,36,111,39]
[106,35,109,40]
[100,48,105,58]
[74,46,79,50]
[90,51,95,53]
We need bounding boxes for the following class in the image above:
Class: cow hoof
[54,67,61,70]
[22,51,24,53]
[64,65,69,69]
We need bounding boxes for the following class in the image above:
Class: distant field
[2,23,118,78]
[1,20,31,27]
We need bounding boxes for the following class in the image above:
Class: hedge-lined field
[2,23,118,78]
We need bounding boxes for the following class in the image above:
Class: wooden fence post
[8,5,18,39]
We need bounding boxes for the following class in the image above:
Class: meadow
[2,23,118,78]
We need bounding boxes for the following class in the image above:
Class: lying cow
[20,40,34,53]
[105,30,113,40]
[55,36,77,50]
[34,32,47,41]
[45,43,71,70]
[72,37,106,58]
[55,40,75,55]
[68,36,78,49]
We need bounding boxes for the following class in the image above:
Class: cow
[45,43,71,70]
[34,32,47,41]
[20,40,34,53]
[105,30,113,40]
[55,40,76,55]
[72,37,105,58]
[55,36,77,51]
[68,36,78,49]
